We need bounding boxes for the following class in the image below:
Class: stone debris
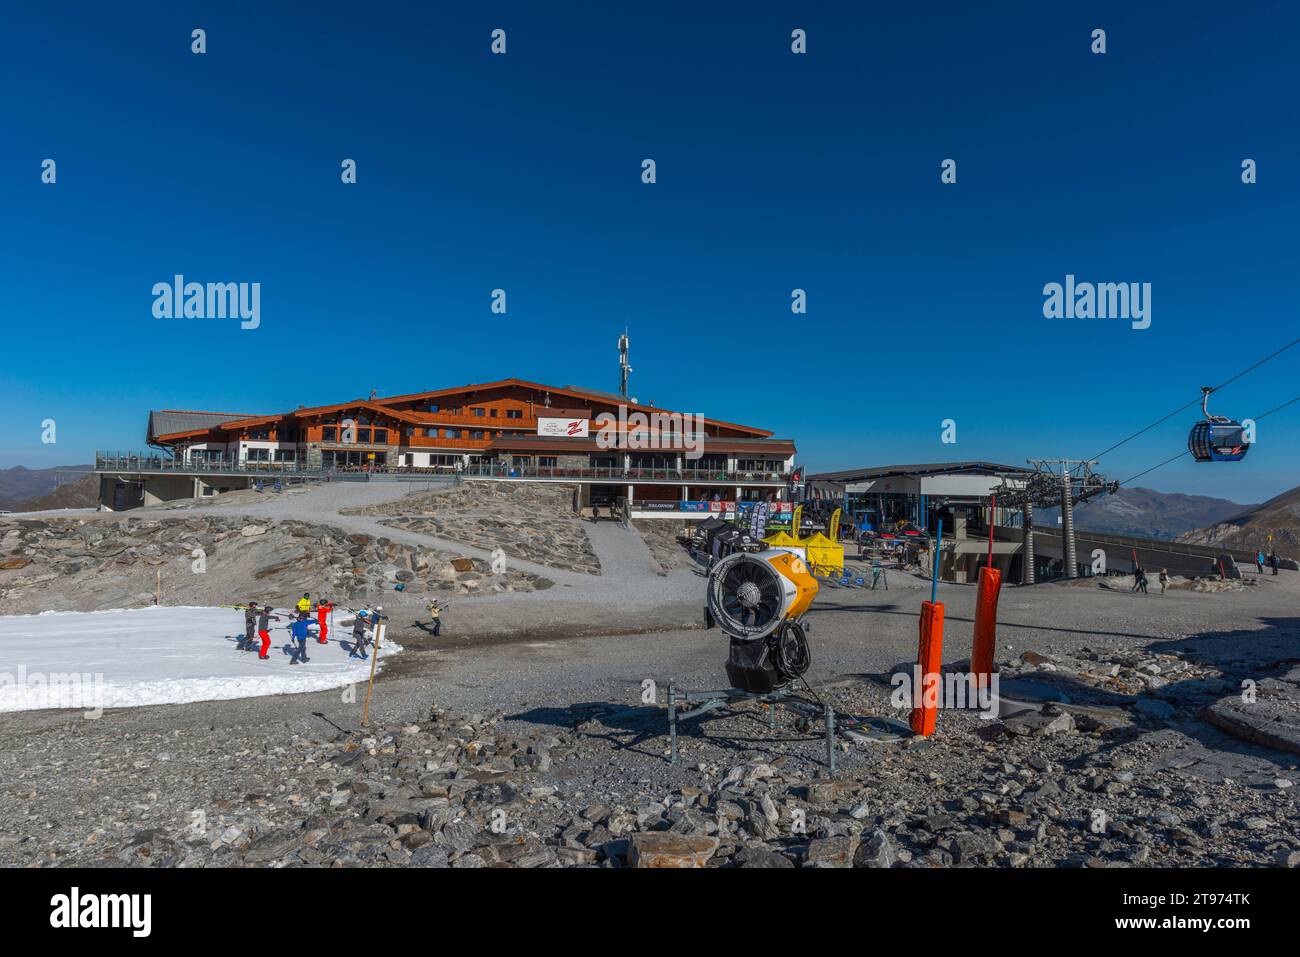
[0,515,547,613]
[345,482,601,575]
[3,677,1296,869]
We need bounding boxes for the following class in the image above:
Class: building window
[473,408,486,417]
[539,456,558,467]
[446,429,460,439]
[505,409,523,419]
[246,448,270,462]
[489,409,498,417]
[322,426,337,441]
[373,428,388,443]
[274,449,297,463]
[470,430,485,440]
[357,428,371,443]
[427,404,439,413]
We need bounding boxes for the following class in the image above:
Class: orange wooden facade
[153,377,794,465]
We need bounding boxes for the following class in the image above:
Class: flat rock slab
[1204,696,1300,756]
[1145,727,1300,788]
[628,832,720,868]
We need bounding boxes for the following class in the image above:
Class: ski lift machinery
[1188,387,1250,462]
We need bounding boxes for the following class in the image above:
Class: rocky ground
[632,519,695,575]
[2,480,1298,868]
[0,515,546,614]
[3,669,1296,868]
[350,482,601,575]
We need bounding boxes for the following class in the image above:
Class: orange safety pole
[912,518,945,737]
[971,565,1002,691]
[911,600,944,736]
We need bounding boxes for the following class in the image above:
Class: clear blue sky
[2,1,1297,503]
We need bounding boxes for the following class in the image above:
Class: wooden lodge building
[98,378,798,512]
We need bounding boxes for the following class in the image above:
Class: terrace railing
[96,453,790,485]
[96,451,324,475]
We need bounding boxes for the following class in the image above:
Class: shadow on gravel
[816,601,1160,642]
[509,701,825,762]
[981,616,1300,778]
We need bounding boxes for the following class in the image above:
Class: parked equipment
[704,550,818,693]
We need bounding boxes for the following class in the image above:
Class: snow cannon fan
[705,549,818,694]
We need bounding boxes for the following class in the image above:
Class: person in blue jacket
[289,615,312,665]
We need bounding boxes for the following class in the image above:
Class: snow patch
[0,605,401,713]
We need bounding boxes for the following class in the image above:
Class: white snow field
[0,606,401,713]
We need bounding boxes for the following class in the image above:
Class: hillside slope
[1176,486,1300,558]
[1038,486,1253,540]
[10,474,99,512]
[0,465,94,509]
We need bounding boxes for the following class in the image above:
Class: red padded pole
[911,600,945,736]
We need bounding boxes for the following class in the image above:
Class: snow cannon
[704,549,818,694]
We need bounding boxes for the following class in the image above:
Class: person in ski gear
[351,610,371,659]
[296,593,312,615]
[1158,568,1169,594]
[256,605,279,660]
[239,601,258,651]
[427,600,443,637]
[289,616,312,665]
[316,598,334,643]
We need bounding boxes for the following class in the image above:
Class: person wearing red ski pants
[316,601,333,644]
[258,630,271,659]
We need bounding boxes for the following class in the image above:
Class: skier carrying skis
[316,598,334,644]
[289,615,312,665]
[238,601,258,651]
[427,599,443,637]
[351,610,372,660]
[256,605,280,660]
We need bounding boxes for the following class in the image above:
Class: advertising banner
[537,416,589,438]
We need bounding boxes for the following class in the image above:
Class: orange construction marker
[911,600,945,736]
[972,565,1002,691]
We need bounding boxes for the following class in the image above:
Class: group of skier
[235,594,383,664]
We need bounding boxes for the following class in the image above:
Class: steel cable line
[1090,334,1300,462]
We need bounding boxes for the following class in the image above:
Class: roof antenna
[618,329,632,398]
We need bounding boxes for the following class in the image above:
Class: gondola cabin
[1188,420,1249,462]
[1188,387,1250,462]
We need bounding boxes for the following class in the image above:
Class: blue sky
[1,1,1297,504]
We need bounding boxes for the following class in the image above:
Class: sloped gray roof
[808,462,1033,483]
[147,409,261,443]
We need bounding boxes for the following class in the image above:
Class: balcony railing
[96,451,322,474]
[97,452,791,485]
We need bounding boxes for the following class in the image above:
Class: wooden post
[362,621,384,726]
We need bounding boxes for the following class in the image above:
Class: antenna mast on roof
[618,329,632,398]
